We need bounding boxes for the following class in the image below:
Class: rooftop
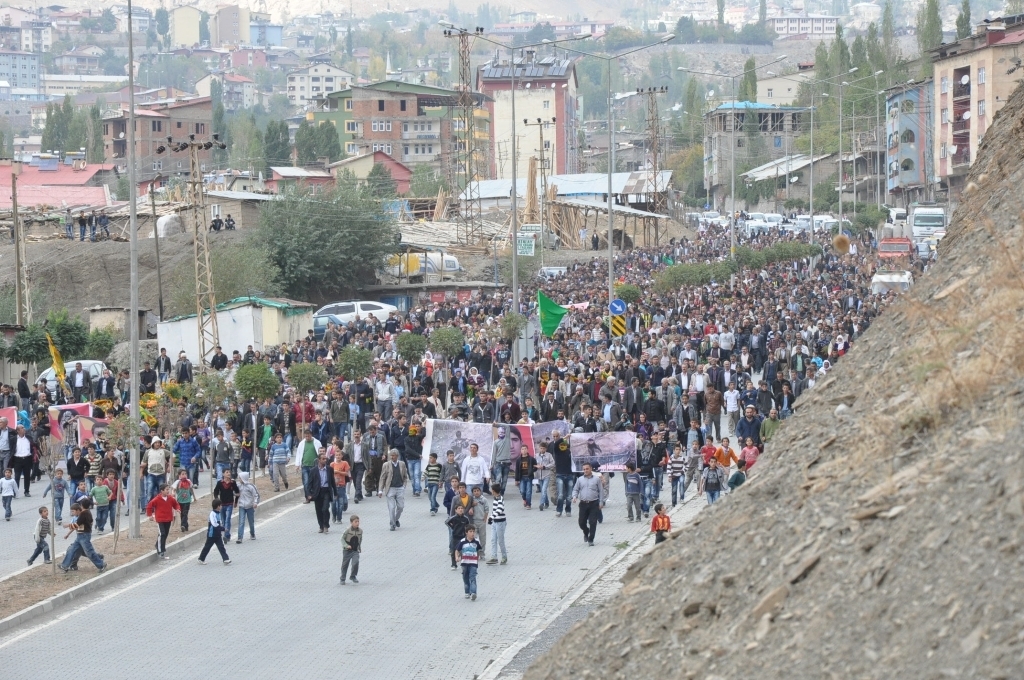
[466,170,673,201]
[270,167,333,178]
[0,162,113,186]
[740,153,834,182]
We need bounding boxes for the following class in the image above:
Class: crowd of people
[1,219,898,596]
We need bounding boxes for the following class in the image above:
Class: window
[400,99,406,111]
[103,123,109,135]
[767,88,773,98]
[311,76,320,82]
[940,143,947,158]
[428,145,433,154]
[345,142,358,154]
[378,99,385,111]
[544,140,550,149]
[345,100,353,111]
[196,123,205,134]
[386,121,392,132]
[901,100,915,113]
[940,77,948,93]
[403,145,409,155]
[372,120,379,132]
[900,129,915,144]
[900,159,914,171]
[978,67,986,84]
[736,137,745,148]
[325,77,334,82]
[176,122,182,128]
[941,108,949,123]
[978,99,986,116]
[345,121,357,132]
[152,161,162,170]
[543,100,550,109]
[151,120,162,132]
[386,144,392,155]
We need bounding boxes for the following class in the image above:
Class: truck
[908,202,946,240]
[385,252,461,281]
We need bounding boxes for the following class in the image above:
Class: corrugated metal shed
[465,171,673,201]
[740,154,834,182]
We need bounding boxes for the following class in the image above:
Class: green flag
[537,290,568,337]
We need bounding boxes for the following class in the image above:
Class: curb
[0,485,305,636]
[477,498,698,680]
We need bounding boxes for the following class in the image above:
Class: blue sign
[609,299,627,315]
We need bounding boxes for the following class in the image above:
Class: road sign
[516,236,535,256]
[609,299,626,315]
[610,314,626,337]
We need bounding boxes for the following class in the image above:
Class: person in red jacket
[146,483,181,559]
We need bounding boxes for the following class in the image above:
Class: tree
[882,1,899,67]
[211,79,227,165]
[98,8,117,33]
[314,123,342,163]
[155,8,170,45]
[499,312,527,344]
[263,120,292,174]
[409,164,444,197]
[396,332,427,364]
[167,244,284,317]
[336,345,373,382]
[717,0,725,26]
[429,327,465,367]
[614,284,642,304]
[917,0,943,76]
[200,12,210,44]
[46,309,89,359]
[229,114,264,172]
[364,163,397,198]
[329,25,338,44]
[89,104,104,162]
[828,25,852,81]
[737,57,757,103]
[234,363,282,402]
[294,120,317,165]
[287,362,328,435]
[956,0,972,39]
[254,176,399,299]
[84,326,119,361]
[7,324,50,365]
[515,22,556,46]
[759,0,767,23]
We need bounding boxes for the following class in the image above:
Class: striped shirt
[668,455,687,479]
[424,462,443,485]
[490,495,506,523]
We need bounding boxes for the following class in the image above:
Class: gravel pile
[524,85,1024,680]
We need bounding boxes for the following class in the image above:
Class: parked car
[315,300,398,325]
[36,360,108,398]
[538,266,568,280]
[312,314,346,341]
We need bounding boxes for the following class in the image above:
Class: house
[55,46,106,75]
[756,63,815,105]
[286,63,355,108]
[0,50,39,90]
[770,13,839,37]
[478,52,580,178]
[352,47,371,75]
[265,166,334,193]
[169,5,202,48]
[20,20,52,53]
[112,5,151,34]
[210,4,249,47]
[195,72,257,110]
[205,190,276,229]
[0,156,116,209]
[265,47,302,70]
[230,47,267,69]
[157,296,315,362]
[251,22,283,47]
[328,150,412,194]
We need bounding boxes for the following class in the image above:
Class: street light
[555,33,675,307]
[678,56,787,286]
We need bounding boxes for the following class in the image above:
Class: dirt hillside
[524,86,1024,679]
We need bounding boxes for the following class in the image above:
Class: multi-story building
[286,63,355,108]
[757,63,815,105]
[20,21,51,53]
[196,72,257,111]
[41,74,127,96]
[477,52,580,179]
[55,46,106,76]
[0,50,39,90]
[490,19,614,40]
[102,96,214,181]
[230,47,267,69]
[251,22,283,47]
[770,14,838,37]
[929,20,1024,199]
[210,4,249,47]
[885,79,934,205]
[169,5,202,48]
[702,102,804,206]
[113,6,151,34]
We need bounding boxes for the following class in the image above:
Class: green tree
[829,24,852,80]
[8,324,50,365]
[99,8,117,32]
[287,362,328,434]
[956,0,972,39]
[314,123,342,163]
[515,22,556,46]
[234,363,282,402]
[336,345,373,382]
[211,79,227,165]
[254,176,399,299]
[717,0,725,25]
[614,284,642,304]
[84,326,119,361]
[65,108,89,155]
[155,8,169,43]
[229,113,264,172]
[737,57,757,102]
[499,313,527,344]
[409,164,444,196]
[167,244,284,316]
[758,0,767,23]
[364,163,397,198]
[428,327,465,366]
[89,104,104,162]
[263,120,292,174]
[200,12,210,44]
[917,0,943,76]
[46,309,90,359]
[882,1,899,67]
[395,332,427,364]
[294,120,317,165]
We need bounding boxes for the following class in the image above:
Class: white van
[315,300,398,325]
[37,360,108,397]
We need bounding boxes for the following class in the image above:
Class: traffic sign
[516,236,535,256]
[609,298,626,315]
[610,314,626,337]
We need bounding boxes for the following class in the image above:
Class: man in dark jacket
[304,453,337,533]
[547,431,574,517]
[139,362,158,395]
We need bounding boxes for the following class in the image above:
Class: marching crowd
[1,219,895,598]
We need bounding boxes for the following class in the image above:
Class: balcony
[951,149,971,167]
[401,130,439,140]
[953,84,971,101]
[952,119,970,133]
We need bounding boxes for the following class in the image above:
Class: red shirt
[146,494,181,523]
[700,444,717,466]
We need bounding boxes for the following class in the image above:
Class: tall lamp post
[678,57,787,287]
[550,34,675,307]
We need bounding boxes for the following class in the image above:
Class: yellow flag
[46,332,66,384]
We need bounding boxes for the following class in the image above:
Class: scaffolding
[443,26,485,244]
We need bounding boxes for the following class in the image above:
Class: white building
[20,21,52,53]
[286,63,355,107]
[771,13,838,36]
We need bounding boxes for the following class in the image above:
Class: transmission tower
[640,86,669,214]
[442,25,483,244]
[156,133,227,367]
[10,167,31,325]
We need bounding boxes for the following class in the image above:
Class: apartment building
[169,5,202,48]
[770,14,838,37]
[102,96,214,179]
[20,21,51,52]
[885,79,934,205]
[195,72,257,111]
[0,50,39,90]
[210,5,250,47]
[286,63,355,107]
[55,46,106,76]
[929,20,1024,198]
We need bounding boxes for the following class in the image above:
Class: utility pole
[641,86,669,217]
[127,0,141,540]
[12,165,31,325]
[150,180,164,321]
[442,25,484,245]
[524,116,555,264]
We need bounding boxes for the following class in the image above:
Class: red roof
[0,185,110,209]
[0,163,113,187]
[224,73,254,83]
[995,28,1024,45]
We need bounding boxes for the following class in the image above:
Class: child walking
[171,469,195,532]
[340,514,362,585]
[2,468,17,520]
[59,500,106,573]
[145,483,180,559]
[197,498,231,565]
[650,503,671,544]
[445,503,470,570]
[455,525,482,601]
[43,468,72,524]
[28,506,53,565]
[485,483,507,565]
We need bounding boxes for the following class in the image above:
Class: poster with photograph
[492,423,535,468]
[530,419,572,456]
[77,417,109,445]
[424,419,494,469]
[569,431,637,472]
[48,403,92,441]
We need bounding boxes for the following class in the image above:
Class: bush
[395,332,427,365]
[46,309,89,359]
[234,362,281,402]
[429,326,465,361]
[335,345,373,383]
[614,284,642,305]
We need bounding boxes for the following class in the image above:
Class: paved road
[0,480,657,680]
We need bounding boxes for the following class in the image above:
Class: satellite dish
[707,90,715,98]
[118,132,125,139]
[962,111,971,120]
[790,176,799,183]
[525,83,531,88]
[960,74,970,85]
[950,145,958,154]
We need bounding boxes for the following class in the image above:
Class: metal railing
[951,149,971,167]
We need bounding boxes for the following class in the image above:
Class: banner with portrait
[48,403,92,441]
[77,416,109,446]
[529,419,572,457]
[423,419,494,470]
[569,431,637,473]
[0,407,16,429]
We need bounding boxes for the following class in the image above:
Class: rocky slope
[524,85,1024,680]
